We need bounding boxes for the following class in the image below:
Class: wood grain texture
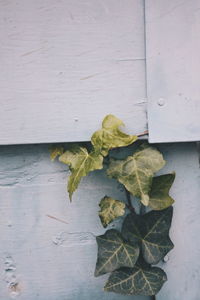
[0,143,150,300]
[146,0,200,143]
[0,0,147,145]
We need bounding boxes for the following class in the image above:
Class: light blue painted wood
[146,0,200,143]
[0,143,199,299]
[156,143,200,300]
[0,144,150,300]
[0,0,147,145]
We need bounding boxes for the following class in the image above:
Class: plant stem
[140,203,146,215]
[140,204,156,300]
[125,188,135,214]
[137,130,149,137]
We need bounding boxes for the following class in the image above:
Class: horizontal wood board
[146,0,200,143]
[0,0,147,145]
[0,143,150,300]
[0,143,199,299]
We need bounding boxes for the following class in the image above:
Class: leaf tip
[94,269,100,277]
[171,171,176,179]
[49,146,64,161]
[141,194,149,206]
[68,189,73,202]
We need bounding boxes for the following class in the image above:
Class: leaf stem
[140,203,146,215]
[137,130,149,137]
[125,188,135,214]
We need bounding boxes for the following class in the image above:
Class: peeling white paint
[4,255,20,298]
[52,231,96,247]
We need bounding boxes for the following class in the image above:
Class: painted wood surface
[146,0,200,143]
[156,142,200,300]
[0,143,199,299]
[0,0,147,145]
[0,143,150,300]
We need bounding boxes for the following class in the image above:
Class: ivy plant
[50,114,175,297]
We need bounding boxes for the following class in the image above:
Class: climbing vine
[50,115,175,297]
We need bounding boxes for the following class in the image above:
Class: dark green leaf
[95,229,139,277]
[122,207,174,264]
[104,259,167,296]
[107,144,166,206]
[98,196,126,228]
[59,147,103,200]
[149,173,175,210]
[91,114,137,156]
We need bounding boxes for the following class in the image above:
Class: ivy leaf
[95,229,139,277]
[107,144,166,206]
[149,173,175,210]
[98,196,126,228]
[91,114,137,156]
[50,146,64,161]
[122,207,174,264]
[104,259,167,296]
[59,147,103,200]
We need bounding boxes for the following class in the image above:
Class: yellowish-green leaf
[149,173,175,210]
[95,229,139,276]
[59,147,103,200]
[104,259,167,296]
[107,144,166,206]
[99,196,125,227]
[50,146,64,161]
[91,114,137,156]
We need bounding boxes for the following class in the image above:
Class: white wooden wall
[146,0,200,143]
[0,1,148,298]
[0,0,146,145]
[0,143,150,300]
[157,143,200,300]
[0,1,200,300]
[0,143,199,300]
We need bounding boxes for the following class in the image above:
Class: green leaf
[149,173,175,210]
[50,146,64,161]
[91,114,137,156]
[122,207,174,264]
[59,147,103,200]
[98,196,126,228]
[104,259,167,296]
[95,229,139,277]
[107,144,166,206]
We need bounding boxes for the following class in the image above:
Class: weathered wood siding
[0,0,146,145]
[1,1,200,300]
[157,143,200,300]
[0,1,149,298]
[146,0,200,143]
[0,143,199,299]
[0,143,150,300]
